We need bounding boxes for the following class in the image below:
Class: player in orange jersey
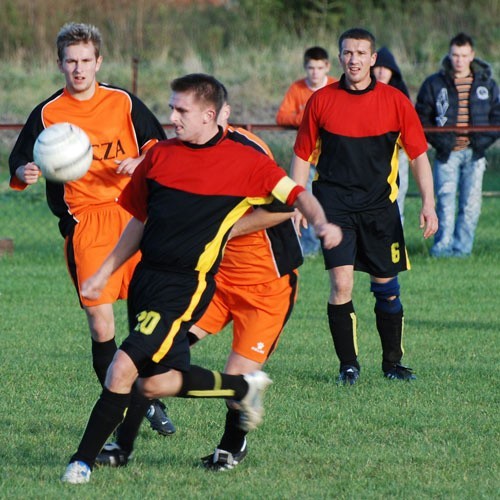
[276,46,337,256]
[190,99,303,471]
[9,22,174,435]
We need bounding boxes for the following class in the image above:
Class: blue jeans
[300,166,320,256]
[430,149,486,257]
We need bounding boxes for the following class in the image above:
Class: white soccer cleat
[238,371,273,432]
[61,460,91,484]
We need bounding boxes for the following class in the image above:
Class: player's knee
[370,277,402,314]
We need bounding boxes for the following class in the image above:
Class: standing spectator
[416,32,500,257]
[9,22,174,435]
[276,46,337,256]
[373,46,411,224]
[291,28,438,385]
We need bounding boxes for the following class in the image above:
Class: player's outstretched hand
[420,206,439,239]
[316,223,343,249]
[81,271,109,300]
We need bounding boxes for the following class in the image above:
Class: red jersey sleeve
[293,90,322,163]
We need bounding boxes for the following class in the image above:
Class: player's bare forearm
[290,155,310,187]
[229,208,295,239]
[410,153,438,239]
[293,191,342,249]
[290,155,312,232]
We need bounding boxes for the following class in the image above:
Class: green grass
[0,174,499,498]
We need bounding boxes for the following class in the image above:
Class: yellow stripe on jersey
[308,137,322,166]
[195,196,270,274]
[152,272,208,363]
[272,176,299,204]
[387,136,401,203]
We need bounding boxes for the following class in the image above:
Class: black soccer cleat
[201,440,248,471]
[383,363,416,381]
[146,399,176,436]
[337,365,360,386]
[95,442,132,467]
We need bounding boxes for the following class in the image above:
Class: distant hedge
[1,0,498,66]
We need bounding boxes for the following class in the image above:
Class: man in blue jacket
[416,32,500,257]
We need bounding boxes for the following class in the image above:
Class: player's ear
[95,55,103,72]
[203,108,217,124]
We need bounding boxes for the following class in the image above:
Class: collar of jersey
[182,126,224,149]
[339,74,376,95]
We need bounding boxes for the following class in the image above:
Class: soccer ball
[33,122,93,183]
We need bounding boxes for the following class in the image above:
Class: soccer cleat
[337,365,360,386]
[384,363,416,381]
[61,461,91,484]
[95,442,132,467]
[201,440,248,471]
[146,399,176,436]
[238,371,272,432]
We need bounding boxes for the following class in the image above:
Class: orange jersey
[9,83,166,236]
[218,222,288,285]
[218,126,302,285]
[276,76,337,127]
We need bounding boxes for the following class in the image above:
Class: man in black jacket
[416,33,500,257]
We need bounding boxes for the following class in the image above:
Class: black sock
[177,365,248,400]
[375,307,404,371]
[70,388,130,468]
[327,301,359,370]
[115,387,150,454]
[91,338,117,387]
[218,407,247,454]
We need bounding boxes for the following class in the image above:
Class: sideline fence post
[132,57,139,95]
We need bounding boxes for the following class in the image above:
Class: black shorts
[314,185,409,277]
[120,263,215,377]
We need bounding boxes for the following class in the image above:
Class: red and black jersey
[119,128,304,276]
[9,83,166,237]
[294,76,428,212]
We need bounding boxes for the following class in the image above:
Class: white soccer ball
[33,122,93,183]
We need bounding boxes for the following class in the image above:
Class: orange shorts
[65,204,140,307]
[195,271,298,363]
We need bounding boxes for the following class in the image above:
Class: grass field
[0,172,499,498]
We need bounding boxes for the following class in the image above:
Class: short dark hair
[449,32,474,49]
[56,22,102,61]
[338,28,376,53]
[170,73,226,115]
[303,46,329,65]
